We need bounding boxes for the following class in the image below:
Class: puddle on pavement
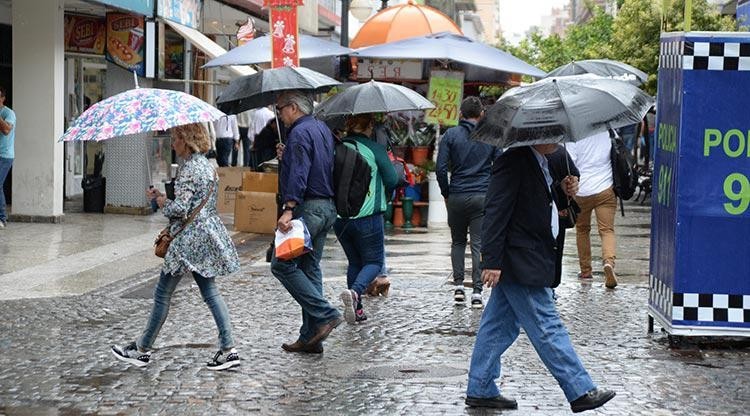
[416,327,477,337]
[354,364,465,380]
[0,406,80,416]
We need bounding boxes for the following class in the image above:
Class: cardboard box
[217,167,251,213]
[242,172,278,193]
[234,191,277,234]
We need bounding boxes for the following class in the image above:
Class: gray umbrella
[545,59,648,86]
[472,74,654,149]
[314,80,435,119]
[216,66,341,114]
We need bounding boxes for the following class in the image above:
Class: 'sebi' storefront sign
[265,0,302,68]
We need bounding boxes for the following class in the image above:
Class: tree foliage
[498,0,742,95]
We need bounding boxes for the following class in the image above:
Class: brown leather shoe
[365,277,391,296]
[282,340,323,354]
[306,317,343,347]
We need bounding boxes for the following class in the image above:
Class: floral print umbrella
[60,88,225,142]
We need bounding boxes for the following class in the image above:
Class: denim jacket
[162,153,239,278]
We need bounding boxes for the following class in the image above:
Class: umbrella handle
[273,107,283,144]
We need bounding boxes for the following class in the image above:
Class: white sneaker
[471,293,483,309]
[0,221,5,228]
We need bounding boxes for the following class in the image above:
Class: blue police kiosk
[649,32,750,337]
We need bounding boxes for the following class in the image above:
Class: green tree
[497,6,614,73]
[612,0,737,94]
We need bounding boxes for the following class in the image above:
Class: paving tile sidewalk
[0,202,748,415]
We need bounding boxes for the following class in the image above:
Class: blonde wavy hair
[171,123,212,154]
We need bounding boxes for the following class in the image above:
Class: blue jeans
[0,157,12,223]
[215,138,234,167]
[334,214,385,295]
[138,271,235,351]
[467,279,595,402]
[271,198,341,343]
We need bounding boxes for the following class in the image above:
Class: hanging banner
[425,70,464,126]
[64,14,106,55]
[266,0,303,68]
[106,12,146,76]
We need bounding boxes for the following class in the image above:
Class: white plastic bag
[274,219,312,260]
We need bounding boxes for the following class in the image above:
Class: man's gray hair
[280,90,314,115]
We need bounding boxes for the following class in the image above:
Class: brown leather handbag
[154,177,215,258]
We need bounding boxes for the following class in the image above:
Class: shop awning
[163,20,255,77]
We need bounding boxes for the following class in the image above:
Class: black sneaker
[454,287,466,302]
[111,342,151,367]
[206,348,240,371]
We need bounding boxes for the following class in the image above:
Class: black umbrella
[472,74,654,149]
[314,80,435,119]
[216,66,341,114]
[545,59,648,86]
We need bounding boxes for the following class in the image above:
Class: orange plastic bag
[274,219,313,260]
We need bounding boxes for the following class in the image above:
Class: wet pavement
[0,200,748,415]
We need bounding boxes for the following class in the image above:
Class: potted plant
[409,122,436,166]
[384,113,411,160]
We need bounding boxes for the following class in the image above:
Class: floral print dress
[162,153,239,278]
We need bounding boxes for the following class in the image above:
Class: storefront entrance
[64,56,105,200]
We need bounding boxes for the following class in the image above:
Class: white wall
[11,0,64,219]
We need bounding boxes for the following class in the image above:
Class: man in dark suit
[465,144,615,413]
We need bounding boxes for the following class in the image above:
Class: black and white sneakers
[454,287,466,303]
[112,342,240,371]
[206,348,240,371]
[471,293,483,309]
[111,342,151,367]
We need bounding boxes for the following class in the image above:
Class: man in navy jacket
[436,96,501,308]
[465,144,615,413]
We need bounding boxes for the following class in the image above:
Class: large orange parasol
[350,0,462,49]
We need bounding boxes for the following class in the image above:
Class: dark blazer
[546,146,580,285]
[481,146,558,288]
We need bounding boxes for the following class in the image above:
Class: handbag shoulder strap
[171,171,217,237]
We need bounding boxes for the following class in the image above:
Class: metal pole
[341,0,350,47]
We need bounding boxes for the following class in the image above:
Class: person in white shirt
[235,110,253,167]
[213,115,240,167]
[565,131,618,289]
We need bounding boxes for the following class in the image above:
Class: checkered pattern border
[650,275,750,323]
[660,40,750,71]
[649,274,673,319]
[673,293,750,323]
[659,40,684,70]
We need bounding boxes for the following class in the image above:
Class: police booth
[649,32,750,337]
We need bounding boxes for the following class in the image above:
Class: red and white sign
[265,0,303,68]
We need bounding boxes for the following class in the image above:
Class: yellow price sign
[425,70,464,127]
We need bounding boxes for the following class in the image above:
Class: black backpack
[609,129,638,215]
[333,138,372,218]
